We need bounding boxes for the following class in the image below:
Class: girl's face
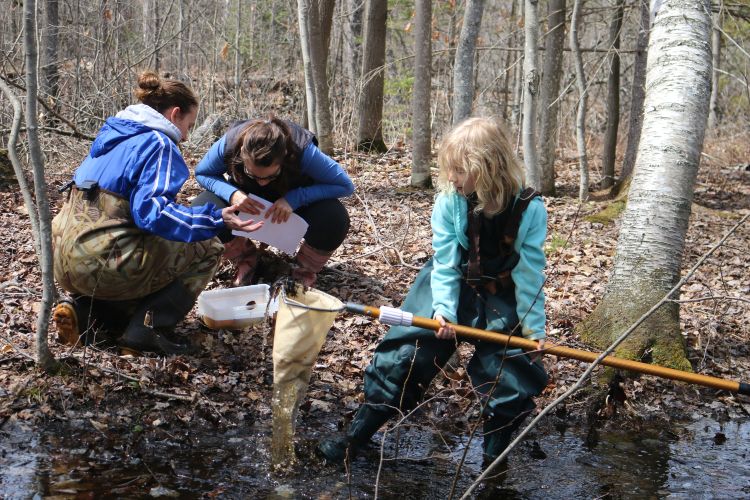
[448,166,476,196]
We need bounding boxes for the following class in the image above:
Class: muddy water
[1,415,748,498]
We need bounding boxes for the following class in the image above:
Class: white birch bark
[611,0,712,293]
[452,0,485,124]
[581,0,713,370]
[521,0,540,189]
[411,0,432,188]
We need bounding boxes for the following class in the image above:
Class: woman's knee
[298,199,350,251]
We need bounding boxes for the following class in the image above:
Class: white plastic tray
[196,284,279,329]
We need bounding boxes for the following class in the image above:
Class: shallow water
[1,414,748,498]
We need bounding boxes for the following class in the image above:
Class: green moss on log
[585,200,626,225]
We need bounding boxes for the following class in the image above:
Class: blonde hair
[437,117,524,215]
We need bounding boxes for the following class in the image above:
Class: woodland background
[0,0,749,496]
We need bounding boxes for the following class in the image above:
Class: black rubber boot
[118,280,197,356]
[482,414,527,465]
[317,404,393,463]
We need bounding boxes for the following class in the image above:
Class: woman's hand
[434,314,456,340]
[265,197,293,223]
[230,190,264,216]
[222,203,264,232]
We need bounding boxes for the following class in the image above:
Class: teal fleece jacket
[430,192,547,340]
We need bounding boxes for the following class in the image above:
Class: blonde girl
[319,117,549,465]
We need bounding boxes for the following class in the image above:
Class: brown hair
[227,116,301,191]
[134,71,198,113]
[239,116,294,167]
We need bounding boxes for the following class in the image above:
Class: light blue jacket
[430,192,547,340]
[73,104,225,242]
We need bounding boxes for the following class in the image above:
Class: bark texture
[579,0,713,372]
[617,0,650,191]
[522,0,541,188]
[452,0,485,124]
[538,0,565,196]
[411,0,433,188]
[570,0,589,200]
[356,0,387,152]
[601,0,624,189]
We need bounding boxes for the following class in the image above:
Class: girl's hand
[230,190,264,216]
[530,338,545,363]
[222,203,264,232]
[434,314,456,340]
[265,197,293,223]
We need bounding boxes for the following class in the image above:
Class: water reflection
[1,416,748,498]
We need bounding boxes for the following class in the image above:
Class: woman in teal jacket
[319,117,549,465]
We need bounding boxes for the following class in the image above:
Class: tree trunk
[297,0,317,133]
[707,9,722,131]
[41,0,59,102]
[511,0,524,130]
[357,0,388,152]
[411,0,433,188]
[344,0,363,99]
[578,0,712,372]
[537,0,565,196]
[314,0,335,153]
[522,0,541,189]
[600,0,624,189]
[23,0,57,371]
[570,0,589,200]
[616,0,650,193]
[452,0,485,124]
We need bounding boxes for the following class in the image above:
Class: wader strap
[467,209,482,285]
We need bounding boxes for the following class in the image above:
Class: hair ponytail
[134,71,198,113]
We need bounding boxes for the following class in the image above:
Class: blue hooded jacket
[73,104,225,242]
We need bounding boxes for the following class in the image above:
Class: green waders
[51,188,223,352]
[319,259,547,462]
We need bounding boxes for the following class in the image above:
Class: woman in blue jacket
[193,116,354,286]
[52,71,262,355]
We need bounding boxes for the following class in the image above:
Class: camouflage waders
[52,188,223,301]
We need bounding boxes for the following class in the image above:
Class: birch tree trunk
[578,0,713,372]
[411,0,432,188]
[522,0,541,189]
[356,0,387,152]
[537,0,565,196]
[617,0,650,192]
[24,0,57,371]
[570,0,589,200]
[601,0,624,189]
[452,0,485,124]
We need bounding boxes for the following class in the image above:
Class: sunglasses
[243,163,282,182]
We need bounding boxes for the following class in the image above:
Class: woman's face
[243,159,283,186]
[448,166,476,196]
[168,105,198,142]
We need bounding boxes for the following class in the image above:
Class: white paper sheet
[231,194,308,254]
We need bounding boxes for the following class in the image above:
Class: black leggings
[192,190,350,252]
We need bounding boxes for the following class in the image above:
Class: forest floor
[1,127,749,496]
